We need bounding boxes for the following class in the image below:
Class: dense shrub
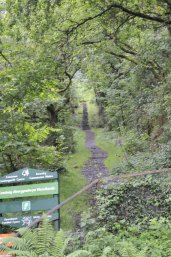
[95,177,171,233]
[81,220,171,257]
[113,141,171,175]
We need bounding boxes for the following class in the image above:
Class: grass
[93,128,124,172]
[60,128,91,231]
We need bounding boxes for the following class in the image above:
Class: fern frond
[117,242,147,257]
[66,250,91,257]
[51,229,65,257]
[1,236,31,252]
[136,247,148,257]
[18,227,37,245]
[5,249,37,257]
[36,217,54,255]
[101,246,116,257]
[0,217,66,257]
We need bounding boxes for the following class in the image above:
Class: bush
[76,220,171,256]
[113,141,171,174]
[95,177,171,232]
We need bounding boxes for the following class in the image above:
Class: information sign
[0,213,58,228]
[0,167,59,230]
[0,168,58,185]
[0,182,58,199]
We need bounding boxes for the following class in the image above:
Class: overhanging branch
[58,71,72,94]
[58,69,79,93]
[106,51,138,64]
[0,51,12,67]
[66,3,171,34]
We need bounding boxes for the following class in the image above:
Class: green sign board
[0,181,58,199]
[0,196,58,214]
[0,213,59,228]
[0,168,58,185]
[0,167,60,230]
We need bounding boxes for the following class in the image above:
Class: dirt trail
[74,103,109,228]
[82,103,109,182]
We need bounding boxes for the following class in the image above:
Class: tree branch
[114,15,134,35]
[106,51,138,64]
[81,40,102,45]
[0,51,12,67]
[58,69,79,93]
[66,3,171,34]
[58,72,72,94]
[108,51,165,80]
[118,45,137,55]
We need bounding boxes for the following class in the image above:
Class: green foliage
[67,221,171,257]
[116,242,147,257]
[115,218,171,257]
[0,218,65,257]
[83,228,114,256]
[1,0,170,174]
[113,141,171,174]
[1,3,171,256]
[0,0,170,168]
[67,250,91,257]
[1,212,171,256]
[95,177,171,232]
[0,0,80,173]
[119,129,149,155]
[0,218,91,257]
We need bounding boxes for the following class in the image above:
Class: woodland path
[74,105,109,228]
[82,103,109,182]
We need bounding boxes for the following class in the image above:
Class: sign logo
[22,169,29,177]
[22,201,31,212]
[22,216,32,226]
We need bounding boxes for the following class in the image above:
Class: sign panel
[0,213,58,228]
[0,168,58,185]
[0,182,58,199]
[0,196,58,214]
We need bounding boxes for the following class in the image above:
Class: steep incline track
[82,103,109,182]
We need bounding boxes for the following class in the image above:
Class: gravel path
[74,103,109,229]
[82,103,109,182]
